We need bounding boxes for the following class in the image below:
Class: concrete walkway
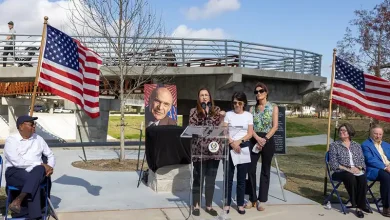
[0,148,383,219]
[286,134,333,147]
[56,205,383,220]
[1,148,313,213]
[25,148,314,213]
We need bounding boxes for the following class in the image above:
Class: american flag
[38,25,102,118]
[332,56,390,122]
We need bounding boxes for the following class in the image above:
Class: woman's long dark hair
[196,88,216,117]
[254,82,269,113]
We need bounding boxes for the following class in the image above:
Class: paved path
[1,148,314,213]
[57,204,383,220]
[0,148,384,219]
[286,134,333,147]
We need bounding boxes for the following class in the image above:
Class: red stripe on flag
[333,82,390,105]
[333,99,390,122]
[333,90,390,113]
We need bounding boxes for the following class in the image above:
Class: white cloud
[0,0,72,34]
[184,0,240,20]
[172,25,228,39]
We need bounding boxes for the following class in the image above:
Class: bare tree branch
[68,0,171,161]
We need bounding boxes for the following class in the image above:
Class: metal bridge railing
[0,33,322,75]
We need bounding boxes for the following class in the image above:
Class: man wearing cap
[3,115,55,219]
[3,21,16,67]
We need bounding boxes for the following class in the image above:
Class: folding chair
[323,152,373,214]
[367,180,382,213]
[0,155,50,220]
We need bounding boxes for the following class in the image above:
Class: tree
[337,0,390,79]
[68,0,171,161]
[303,85,329,118]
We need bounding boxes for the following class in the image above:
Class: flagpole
[29,16,49,116]
[323,48,337,196]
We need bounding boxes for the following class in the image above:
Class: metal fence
[0,33,322,75]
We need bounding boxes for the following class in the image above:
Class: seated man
[4,115,55,219]
[361,124,390,217]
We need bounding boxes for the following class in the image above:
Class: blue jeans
[224,141,250,206]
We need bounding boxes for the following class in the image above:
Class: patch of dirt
[72,159,148,171]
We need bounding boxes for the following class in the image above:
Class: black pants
[376,169,390,208]
[225,141,250,207]
[3,46,13,67]
[332,171,367,209]
[5,165,47,219]
[192,160,220,207]
[247,133,275,203]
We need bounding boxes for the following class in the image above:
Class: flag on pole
[38,25,102,118]
[332,56,390,122]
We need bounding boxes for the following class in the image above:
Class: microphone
[201,102,207,110]
[206,102,212,109]
[201,102,208,126]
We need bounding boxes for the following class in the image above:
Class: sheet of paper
[230,147,251,166]
[354,170,364,176]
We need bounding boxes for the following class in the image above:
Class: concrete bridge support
[1,97,30,134]
[65,99,120,142]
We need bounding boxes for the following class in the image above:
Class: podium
[181,125,240,220]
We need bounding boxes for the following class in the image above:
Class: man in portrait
[146,87,177,127]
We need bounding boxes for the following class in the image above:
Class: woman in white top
[223,91,253,215]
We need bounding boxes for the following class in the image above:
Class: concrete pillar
[135,106,141,114]
[48,100,55,114]
[2,97,31,134]
[64,98,120,142]
[0,105,8,115]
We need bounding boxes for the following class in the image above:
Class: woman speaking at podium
[189,88,225,217]
[223,91,253,215]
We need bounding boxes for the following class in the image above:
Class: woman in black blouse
[329,123,369,218]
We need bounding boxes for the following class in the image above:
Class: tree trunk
[119,75,125,161]
[119,0,125,162]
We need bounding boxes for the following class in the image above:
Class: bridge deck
[0,34,323,97]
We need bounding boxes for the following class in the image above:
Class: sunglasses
[233,101,244,106]
[254,89,266,94]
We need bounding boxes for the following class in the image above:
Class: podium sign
[274,106,286,154]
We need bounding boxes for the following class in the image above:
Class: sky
[0,0,384,82]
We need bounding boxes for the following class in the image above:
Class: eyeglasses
[233,101,244,106]
[254,89,266,94]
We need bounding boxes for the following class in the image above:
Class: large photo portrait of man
[144,84,177,127]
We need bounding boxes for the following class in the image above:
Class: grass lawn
[108,115,390,142]
[286,117,390,143]
[108,115,183,139]
[274,145,380,204]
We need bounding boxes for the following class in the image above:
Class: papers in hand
[230,147,251,166]
[252,143,261,154]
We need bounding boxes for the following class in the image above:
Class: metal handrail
[0,33,322,75]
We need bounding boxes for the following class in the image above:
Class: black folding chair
[324,152,373,214]
[367,180,382,213]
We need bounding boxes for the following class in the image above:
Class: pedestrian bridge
[0,33,326,104]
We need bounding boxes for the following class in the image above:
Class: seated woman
[328,123,369,218]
